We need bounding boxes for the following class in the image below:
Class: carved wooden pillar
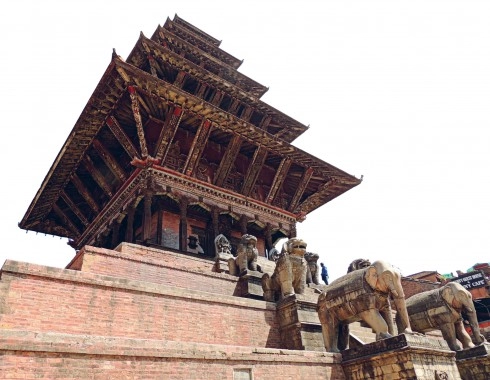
[179,197,189,251]
[239,215,248,235]
[289,222,297,239]
[156,200,163,246]
[211,207,220,239]
[125,206,136,243]
[265,223,273,252]
[143,192,153,243]
[111,220,121,248]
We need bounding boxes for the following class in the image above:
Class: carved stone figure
[304,252,320,285]
[214,234,233,273]
[399,281,486,351]
[317,260,412,353]
[267,247,280,262]
[262,238,308,302]
[233,234,260,274]
[187,235,204,254]
[347,258,371,273]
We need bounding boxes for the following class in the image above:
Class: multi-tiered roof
[19,15,360,254]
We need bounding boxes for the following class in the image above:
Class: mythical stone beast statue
[304,252,320,285]
[347,258,371,273]
[317,260,412,353]
[398,281,486,351]
[262,238,308,302]
[233,234,260,274]
[214,234,234,273]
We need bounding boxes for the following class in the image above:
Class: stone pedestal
[276,294,324,351]
[236,270,265,299]
[341,334,461,380]
[456,343,490,380]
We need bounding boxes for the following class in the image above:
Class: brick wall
[401,277,441,299]
[0,330,345,380]
[73,244,239,296]
[0,259,280,349]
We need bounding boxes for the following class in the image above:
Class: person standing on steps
[320,262,329,285]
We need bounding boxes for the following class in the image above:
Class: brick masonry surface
[0,244,348,379]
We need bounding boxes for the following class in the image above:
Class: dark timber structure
[19,15,361,258]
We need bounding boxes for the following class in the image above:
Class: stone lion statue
[262,238,308,302]
[304,252,320,285]
[347,258,371,273]
[230,234,261,275]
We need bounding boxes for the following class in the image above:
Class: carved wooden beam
[259,115,272,131]
[183,119,212,177]
[92,138,126,183]
[210,91,224,106]
[136,92,152,116]
[266,158,292,204]
[125,206,136,243]
[128,86,149,157]
[71,174,100,214]
[228,98,241,114]
[155,106,183,163]
[82,155,113,197]
[241,106,253,122]
[52,203,81,237]
[143,191,153,242]
[179,197,189,251]
[60,190,89,227]
[213,134,242,187]
[148,55,161,78]
[242,146,268,197]
[111,220,121,248]
[106,116,140,159]
[174,71,187,88]
[195,82,207,98]
[288,167,314,212]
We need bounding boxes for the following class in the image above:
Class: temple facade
[19,14,360,259]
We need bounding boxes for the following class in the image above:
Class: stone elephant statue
[262,238,307,302]
[398,281,486,351]
[317,260,412,353]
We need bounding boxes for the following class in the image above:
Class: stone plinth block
[276,294,325,351]
[456,343,490,380]
[342,333,461,380]
[236,270,265,299]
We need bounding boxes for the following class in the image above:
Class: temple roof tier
[161,18,242,70]
[127,34,305,142]
[19,16,361,249]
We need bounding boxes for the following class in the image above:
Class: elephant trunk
[462,294,486,345]
[393,296,412,334]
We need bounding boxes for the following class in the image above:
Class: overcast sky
[1,0,489,281]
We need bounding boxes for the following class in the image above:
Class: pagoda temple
[5,15,487,380]
[19,14,361,258]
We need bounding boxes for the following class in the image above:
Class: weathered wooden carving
[399,281,486,351]
[317,260,412,353]
[304,252,320,285]
[261,238,308,302]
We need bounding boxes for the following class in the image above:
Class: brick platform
[0,244,345,379]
